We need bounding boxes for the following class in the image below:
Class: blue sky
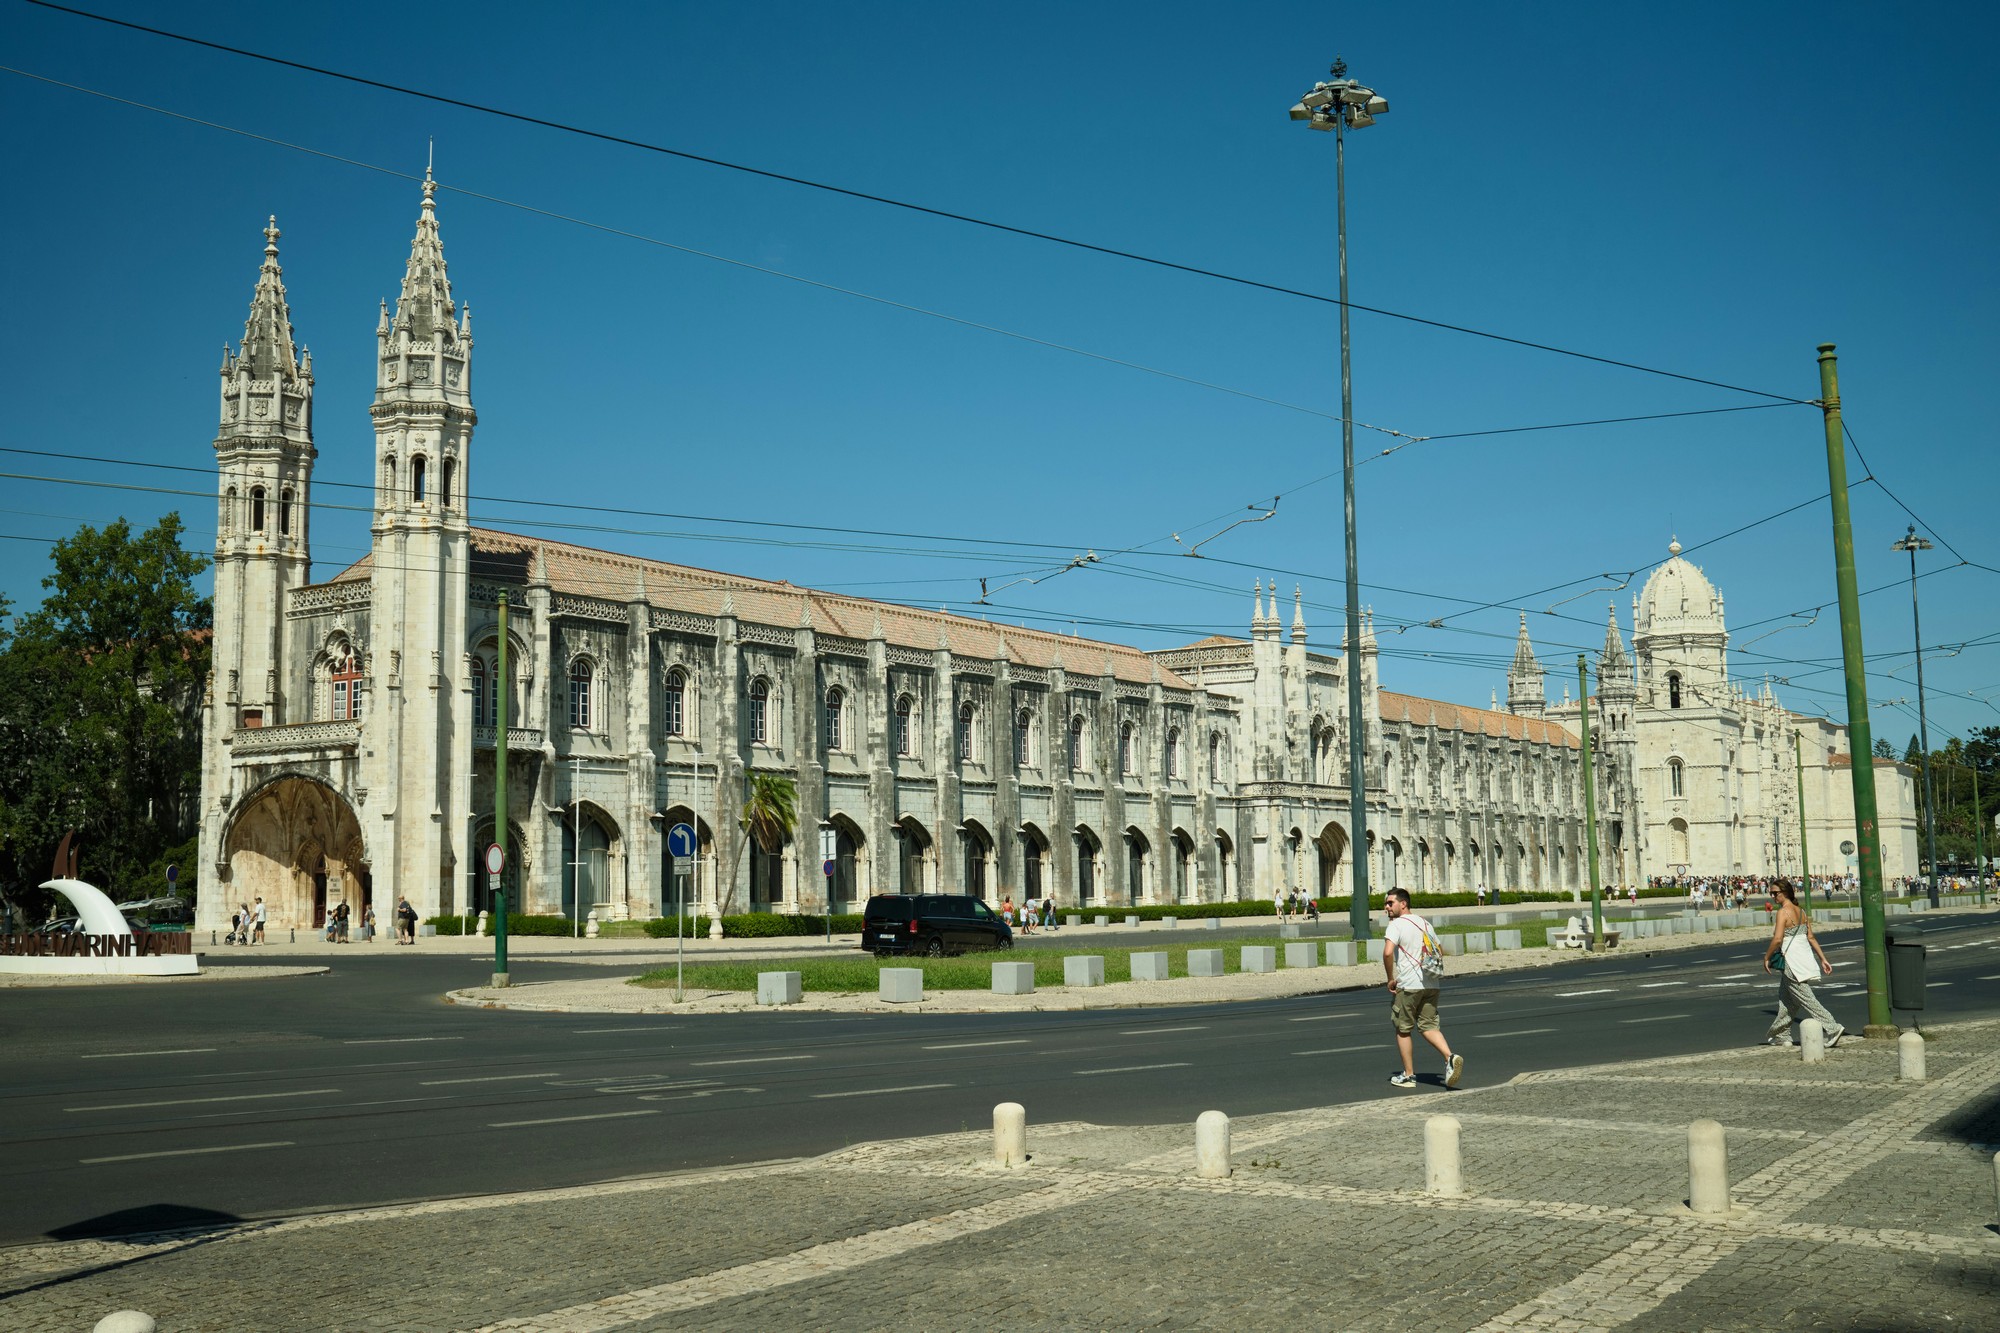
[3,1,1995,748]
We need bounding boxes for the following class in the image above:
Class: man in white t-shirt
[1382,888,1463,1090]
[252,897,267,945]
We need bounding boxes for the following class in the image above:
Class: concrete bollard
[1800,1018,1826,1063]
[1063,955,1106,987]
[879,968,924,1003]
[1326,940,1358,967]
[1688,1119,1730,1214]
[1125,914,1142,927]
[1899,1030,1926,1081]
[1464,931,1493,953]
[1425,1114,1464,1196]
[1495,929,1524,950]
[1065,914,1082,927]
[1283,941,1320,969]
[756,971,803,1005]
[1240,945,1277,973]
[991,961,1035,995]
[94,1315,157,1333]
[1279,922,1303,939]
[1195,1109,1231,1179]
[1162,916,1178,928]
[476,909,490,937]
[1204,917,1221,930]
[1188,947,1225,977]
[994,1101,1026,1167]
[1130,950,1170,981]
[1094,914,1110,926]
[1439,934,1466,956]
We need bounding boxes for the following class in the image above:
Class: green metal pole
[1796,731,1813,919]
[1973,761,1987,907]
[1335,106,1371,943]
[1816,345,1890,1035]
[493,592,510,987]
[1577,656,1604,945]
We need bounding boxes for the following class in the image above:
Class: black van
[861,894,1013,957]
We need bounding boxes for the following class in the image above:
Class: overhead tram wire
[16,9,1812,406]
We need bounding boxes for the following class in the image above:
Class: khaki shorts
[1391,987,1440,1035]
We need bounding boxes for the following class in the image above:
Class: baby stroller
[225,911,246,945]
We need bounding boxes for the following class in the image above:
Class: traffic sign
[819,825,837,859]
[672,856,693,876]
[165,864,178,886]
[1839,840,1856,855]
[667,822,698,859]
[485,842,505,876]
[823,859,836,877]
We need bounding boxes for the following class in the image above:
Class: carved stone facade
[194,189,1901,933]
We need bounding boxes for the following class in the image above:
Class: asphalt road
[4,915,1996,1247]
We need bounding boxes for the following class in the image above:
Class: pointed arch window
[471,655,488,726]
[279,488,294,537]
[1069,715,1086,772]
[895,694,915,757]
[1166,727,1182,780]
[412,455,428,504]
[748,678,770,745]
[663,668,687,738]
[1209,732,1222,782]
[569,658,595,731]
[328,646,363,721]
[222,486,237,535]
[825,686,846,751]
[1667,671,1683,709]
[443,458,456,510]
[1118,721,1136,776]
[1668,756,1685,797]
[250,485,267,534]
[957,701,975,762]
[1015,708,1032,767]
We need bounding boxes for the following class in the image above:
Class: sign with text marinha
[1,931,194,958]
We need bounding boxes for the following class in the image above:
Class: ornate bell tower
[1506,613,1546,717]
[211,216,315,733]
[362,168,476,911]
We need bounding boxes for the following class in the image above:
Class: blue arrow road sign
[667,822,698,859]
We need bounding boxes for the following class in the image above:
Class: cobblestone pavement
[6,1019,1996,1332]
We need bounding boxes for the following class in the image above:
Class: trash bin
[1885,922,1925,1010]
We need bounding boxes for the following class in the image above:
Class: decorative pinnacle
[1668,535,1683,556]
[263,216,281,258]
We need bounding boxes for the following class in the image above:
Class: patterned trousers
[1765,971,1841,1043]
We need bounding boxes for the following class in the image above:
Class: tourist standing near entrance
[1761,881,1843,1048]
[396,896,417,945]
[252,897,266,944]
[1383,888,1463,1090]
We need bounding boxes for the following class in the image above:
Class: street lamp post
[1891,525,1939,907]
[1291,58,1389,940]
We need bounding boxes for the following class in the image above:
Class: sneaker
[1763,1037,1795,1047]
[1824,1026,1845,1048]
[1445,1053,1465,1089]
[1389,1072,1418,1089]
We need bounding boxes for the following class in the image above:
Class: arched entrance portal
[223,776,367,931]
[895,817,933,894]
[826,814,866,911]
[561,803,620,920]
[1315,821,1349,900]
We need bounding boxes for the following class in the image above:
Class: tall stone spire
[1290,585,1307,643]
[1506,612,1546,717]
[391,167,462,349]
[234,217,307,384]
[1600,603,1631,674]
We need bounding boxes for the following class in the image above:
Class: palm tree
[722,771,797,916]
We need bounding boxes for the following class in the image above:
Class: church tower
[211,216,315,733]
[1506,613,1545,717]
[362,168,476,911]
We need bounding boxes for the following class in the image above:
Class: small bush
[425,913,580,937]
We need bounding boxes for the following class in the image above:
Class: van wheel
[925,938,946,958]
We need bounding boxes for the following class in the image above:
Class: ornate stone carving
[739,623,794,646]
[651,609,715,635]
[287,580,372,618]
[231,720,361,755]
[552,593,624,623]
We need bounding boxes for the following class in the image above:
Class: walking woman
[1761,881,1843,1048]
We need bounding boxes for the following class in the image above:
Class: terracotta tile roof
[1378,690,1580,750]
[1828,754,1900,769]
[376,529,1186,688]
[1165,635,1249,652]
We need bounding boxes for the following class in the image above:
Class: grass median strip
[630,921,1553,995]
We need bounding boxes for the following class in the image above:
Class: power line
[20,3,1815,405]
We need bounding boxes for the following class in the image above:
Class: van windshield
[971,901,997,920]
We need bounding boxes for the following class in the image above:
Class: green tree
[720,771,797,915]
[1872,738,1895,760]
[0,515,209,910]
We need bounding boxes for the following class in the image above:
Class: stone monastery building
[194,184,1914,931]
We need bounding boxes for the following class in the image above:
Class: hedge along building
[197,182,1633,933]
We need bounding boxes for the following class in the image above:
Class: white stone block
[879,967,924,1003]
[1464,931,1493,953]
[1493,911,1513,924]
[991,961,1035,995]
[1203,917,1221,930]
[1279,922,1303,939]
[1131,950,1170,981]
[1439,934,1465,956]
[1125,914,1142,927]
[1494,929,1523,950]
[1326,940,1358,967]
[1162,916,1178,928]
[1241,945,1277,973]
[1065,914,1082,927]
[1063,955,1105,987]
[1094,914,1110,926]
[756,971,802,1005]
[1283,942,1319,969]
[1188,948,1225,977]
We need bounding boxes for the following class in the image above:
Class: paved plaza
[5,1014,1996,1332]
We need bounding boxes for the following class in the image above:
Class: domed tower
[1633,537,1727,713]
[1506,613,1546,717]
